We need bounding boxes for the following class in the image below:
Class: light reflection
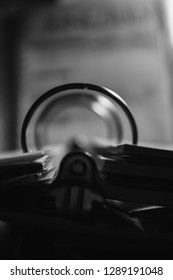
[164,0,173,45]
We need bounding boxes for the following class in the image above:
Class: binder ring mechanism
[21,83,138,153]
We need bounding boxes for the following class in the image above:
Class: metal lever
[49,152,103,217]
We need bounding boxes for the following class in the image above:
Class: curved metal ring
[34,90,123,149]
[21,83,138,152]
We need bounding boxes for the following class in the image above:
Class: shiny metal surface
[21,83,138,152]
[34,89,123,149]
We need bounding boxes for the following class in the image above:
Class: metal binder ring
[21,83,138,152]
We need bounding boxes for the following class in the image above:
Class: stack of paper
[0,150,55,189]
[98,144,173,207]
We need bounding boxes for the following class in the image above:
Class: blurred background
[0,0,173,151]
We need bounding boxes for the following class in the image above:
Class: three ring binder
[0,83,173,259]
